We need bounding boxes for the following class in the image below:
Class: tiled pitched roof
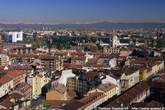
[0,75,12,86]
[7,70,24,78]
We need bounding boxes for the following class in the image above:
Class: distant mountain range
[0,22,165,30]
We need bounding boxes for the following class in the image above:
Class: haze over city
[0,0,165,24]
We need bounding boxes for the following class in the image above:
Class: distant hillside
[0,22,165,30]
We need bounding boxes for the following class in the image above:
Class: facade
[47,82,76,101]
[99,81,150,109]
[102,75,121,95]
[67,71,102,96]
[139,68,151,80]
[40,55,64,71]
[8,31,23,43]
[0,75,13,98]
[112,35,120,47]
[97,83,117,100]
[46,89,76,101]
[139,60,164,81]
[7,70,26,87]
[109,58,117,68]
[120,68,140,92]
[151,61,164,75]
[58,69,76,86]
[12,47,35,54]
[27,74,50,98]
[0,54,9,66]
[63,92,106,110]
[89,83,118,101]
[112,35,129,47]
[46,90,68,101]
[71,57,86,65]
[0,70,27,98]
[131,58,164,81]
[103,47,120,54]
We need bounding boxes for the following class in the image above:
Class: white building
[8,31,23,43]
[112,35,129,47]
[112,35,120,47]
[58,69,75,86]
[27,74,50,98]
[109,58,117,68]
[0,75,14,98]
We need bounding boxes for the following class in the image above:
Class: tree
[41,81,51,96]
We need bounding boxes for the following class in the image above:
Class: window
[17,34,19,38]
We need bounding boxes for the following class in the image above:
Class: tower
[48,36,53,55]
[112,35,120,47]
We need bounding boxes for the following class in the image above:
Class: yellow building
[88,83,118,101]
[97,83,117,100]
[140,68,151,80]
[139,61,164,81]
[46,90,76,101]
[46,90,66,101]
[27,74,50,98]
[46,84,76,101]
[151,61,164,75]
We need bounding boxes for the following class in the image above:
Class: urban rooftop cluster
[0,28,165,110]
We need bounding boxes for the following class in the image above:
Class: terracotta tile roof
[63,92,105,110]
[9,92,23,100]
[0,97,14,110]
[0,93,23,110]
[7,70,25,78]
[8,65,32,70]
[106,81,149,107]
[80,92,104,105]
[67,89,77,98]
[97,83,117,92]
[14,82,32,93]
[122,66,140,75]
[0,75,12,86]
[46,100,68,109]
[64,63,84,69]
[62,100,84,110]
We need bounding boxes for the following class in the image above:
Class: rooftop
[7,70,25,78]
[0,75,12,86]
[97,83,117,92]
[105,81,149,107]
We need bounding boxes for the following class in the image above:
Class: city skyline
[0,0,165,24]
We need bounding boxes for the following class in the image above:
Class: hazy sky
[0,0,165,24]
